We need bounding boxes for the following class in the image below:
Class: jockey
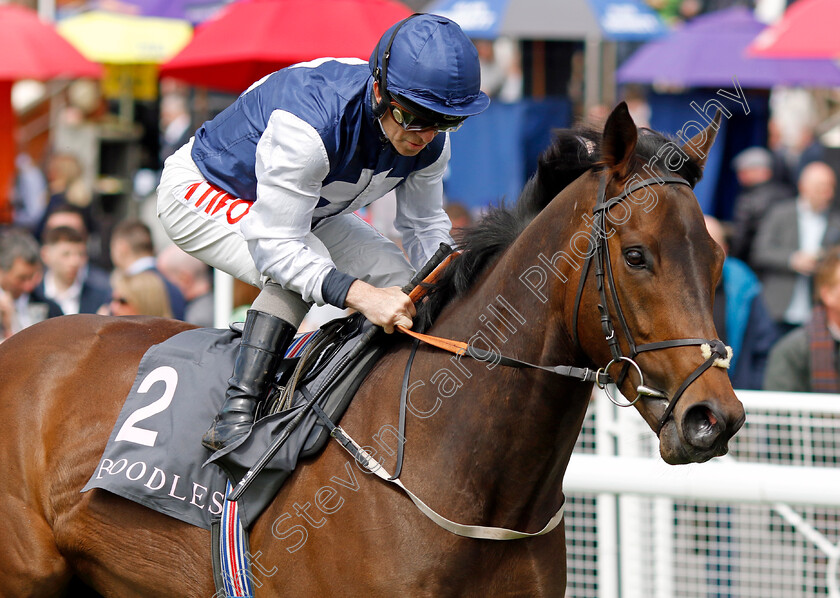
[156,14,490,451]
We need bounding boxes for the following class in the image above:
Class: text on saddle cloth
[82,316,382,530]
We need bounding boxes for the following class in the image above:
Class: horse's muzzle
[657,399,745,464]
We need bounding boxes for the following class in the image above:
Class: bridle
[293,170,731,540]
[393,169,731,437]
[571,171,731,434]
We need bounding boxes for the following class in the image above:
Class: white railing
[564,390,840,598]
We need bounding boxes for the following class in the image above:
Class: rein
[396,326,610,385]
[400,171,731,436]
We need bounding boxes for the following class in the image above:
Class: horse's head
[418,102,744,465]
[569,102,745,464]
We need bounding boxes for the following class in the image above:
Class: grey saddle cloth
[83,316,385,530]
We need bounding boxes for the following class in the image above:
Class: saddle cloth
[82,316,385,530]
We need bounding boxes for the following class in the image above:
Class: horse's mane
[415,124,703,330]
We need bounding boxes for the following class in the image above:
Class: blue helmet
[370,14,490,119]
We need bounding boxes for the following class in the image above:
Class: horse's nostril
[683,403,723,450]
[705,409,718,427]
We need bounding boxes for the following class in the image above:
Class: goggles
[389,99,466,133]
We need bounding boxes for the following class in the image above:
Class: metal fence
[564,390,840,598]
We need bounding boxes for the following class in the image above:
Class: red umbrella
[748,0,840,59]
[160,0,412,93]
[0,4,101,224]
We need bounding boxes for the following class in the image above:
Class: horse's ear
[601,102,638,179]
[680,111,723,172]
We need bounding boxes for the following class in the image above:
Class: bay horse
[0,102,744,596]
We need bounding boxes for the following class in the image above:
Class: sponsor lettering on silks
[184,182,253,224]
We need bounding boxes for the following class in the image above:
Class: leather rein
[313,173,731,540]
[400,171,732,435]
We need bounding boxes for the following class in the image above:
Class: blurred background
[6,0,839,239]
[2,0,840,325]
[5,3,840,597]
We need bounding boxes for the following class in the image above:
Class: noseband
[572,172,731,434]
[393,171,730,436]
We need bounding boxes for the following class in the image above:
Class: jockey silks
[161,57,453,307]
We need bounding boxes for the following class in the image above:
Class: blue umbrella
[424,0,668,40]
[616,7,840,88]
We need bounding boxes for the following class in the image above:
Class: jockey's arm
[243,112,340,306]
[246,112,440,329]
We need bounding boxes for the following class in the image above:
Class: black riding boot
[202,309,296,451]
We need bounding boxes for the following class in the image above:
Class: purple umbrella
[113,0,233,24]
[616,6,840,88]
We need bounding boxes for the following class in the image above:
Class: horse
[0,102,745,596]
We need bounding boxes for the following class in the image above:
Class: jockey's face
[374,82,438,157]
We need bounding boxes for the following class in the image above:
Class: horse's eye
[624,248,646,268]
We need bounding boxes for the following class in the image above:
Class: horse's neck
[435,174,593,366]
[400,188,594,529]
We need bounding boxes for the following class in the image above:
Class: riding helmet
[369,13,490,119]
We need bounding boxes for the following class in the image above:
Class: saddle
[267,314,385,455]
[81,312,388,531]
[84,243,455,533]
[207,312,390,505]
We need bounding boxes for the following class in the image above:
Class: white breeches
[157,140,414,326]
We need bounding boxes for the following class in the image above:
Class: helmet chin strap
[375,116,390,144]
[371,79,390,120]
[371,13,422,119]
[371,84,389,122]
[370,84,391,144]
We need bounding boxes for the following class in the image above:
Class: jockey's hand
[345,279,416,334]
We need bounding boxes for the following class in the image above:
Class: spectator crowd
[708,139,840,393]
[4,130,840,395]
[4,64,840,395]
[0,203,214,342]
